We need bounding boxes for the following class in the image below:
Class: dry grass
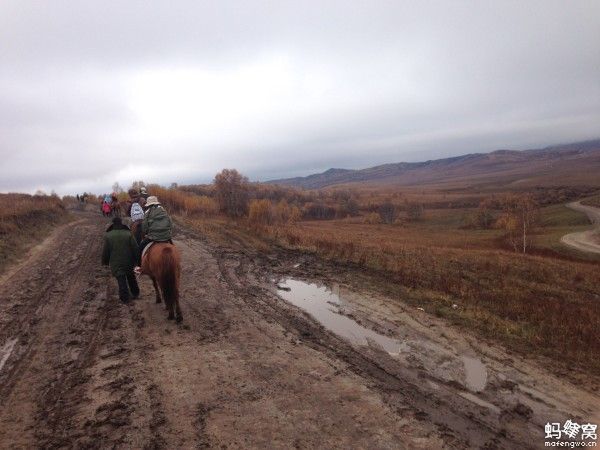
[182,201,600,374]
[147,185,218,217]
[581,194,600,208]
[261,220,600,373]
[145,178,600,373]
[0,193,66,271]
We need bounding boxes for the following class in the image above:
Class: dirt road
[0,211,598,449]
[561,201,600,254]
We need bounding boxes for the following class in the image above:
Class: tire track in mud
[209,244,531,449]
[0,214,169,448]
[0,219,104,446]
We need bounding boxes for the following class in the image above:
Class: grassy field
[531,203,596,257]
[139,173,600,374]
[582,194,600,208]
[0,193,67,272]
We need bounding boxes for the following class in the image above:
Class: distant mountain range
[267,139,600,190]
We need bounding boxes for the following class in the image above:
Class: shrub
[364,212,381,224]
[405,201,424,221]
[214,169,249,218]
[144,185,218,217]
[249,199,273,225]
[378,202,397,224]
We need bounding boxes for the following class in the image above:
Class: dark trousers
[116,271,140,303]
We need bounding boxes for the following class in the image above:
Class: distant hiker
[102,217,140,304]
[127,189,145,245]
[139,186,149,207]
[126,188,142,213]
[135,196,173,271]
[102,201,112,217]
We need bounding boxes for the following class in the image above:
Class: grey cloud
[0,0,599,194]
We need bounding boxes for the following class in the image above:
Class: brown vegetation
[581,194,600,208]
[214,169,250,218]
[240,219,600,373]
[135,169,600,374]
[0,193,66,270]
[146,185,218,217]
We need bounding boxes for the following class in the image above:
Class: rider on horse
[139,186,149,204]
[127,188,145,245]
[134,196,173,274]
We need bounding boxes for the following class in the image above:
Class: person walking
[101,217,140,303]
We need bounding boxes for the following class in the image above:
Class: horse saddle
[141,241,155,261]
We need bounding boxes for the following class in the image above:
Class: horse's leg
[174,295,183,323]
[151,276,162,303]
[162,285,175,320]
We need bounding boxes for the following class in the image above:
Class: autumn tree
[130,180,147,191]
[496,194,539,253]
[378,201,397,224]
[112,182,123,194]
[337,197,359,218]
[470,198,496,229]
[214,169,249,218]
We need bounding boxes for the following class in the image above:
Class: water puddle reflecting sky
[277,278,402,354]
[277,278,488,393]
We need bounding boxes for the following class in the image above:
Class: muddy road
[0,211,598,449]
[562,201,600,254]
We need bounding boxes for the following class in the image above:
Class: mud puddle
[277,279,402,354]
[277,278,490,393]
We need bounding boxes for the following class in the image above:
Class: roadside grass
[531,203,600,260]
[538,203,591,227]
[0,193,67,273]
[182,207,600,375]
[581,194,600,208]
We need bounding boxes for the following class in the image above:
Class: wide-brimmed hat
[145,196,160,206]
[140,186,147,194]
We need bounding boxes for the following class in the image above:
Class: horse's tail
[159,246,179,306]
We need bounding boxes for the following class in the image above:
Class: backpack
[130,202,144,221]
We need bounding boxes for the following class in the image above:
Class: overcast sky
[1,1,599,194]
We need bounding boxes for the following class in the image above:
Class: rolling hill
[268,139,600,190]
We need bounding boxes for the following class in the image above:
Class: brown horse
[111,200,122,217]
[141,242,183,322]
[130,220,143,245]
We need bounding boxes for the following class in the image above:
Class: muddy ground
[0,210,598,449]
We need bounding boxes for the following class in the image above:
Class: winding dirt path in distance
[561,201,600,254]
[0,210,598,449]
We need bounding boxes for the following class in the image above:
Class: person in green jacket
[135,196,173,268]
[102,217,140,303]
